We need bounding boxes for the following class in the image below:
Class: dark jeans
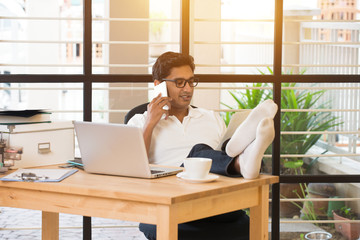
[187,142,241,177]
[139,143,249,240]
[139,211,249,240]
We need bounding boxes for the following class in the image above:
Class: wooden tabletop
[0,165,278,205]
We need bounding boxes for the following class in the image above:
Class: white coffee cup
[184,157,212,179]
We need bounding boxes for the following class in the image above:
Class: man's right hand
[142,93,171,155]
[146,93,171,124]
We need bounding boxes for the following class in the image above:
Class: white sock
[225,99,278,157]
[237,118,275,179]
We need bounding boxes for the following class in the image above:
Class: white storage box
[0,121,74,168]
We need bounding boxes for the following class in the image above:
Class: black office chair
[124,102,149,124]
[124,103,250,240]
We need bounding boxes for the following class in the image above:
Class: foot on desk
[236,117,275,179]
[225,99,277,157]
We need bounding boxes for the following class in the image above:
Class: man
[128,51,277,239]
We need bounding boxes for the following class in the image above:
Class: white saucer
[176,172,219,183]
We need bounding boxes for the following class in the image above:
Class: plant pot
[280,183,305,218]
[302,183,336,219]
[327,196,345,218]
[307,183,336,197]
[333,210,360,240]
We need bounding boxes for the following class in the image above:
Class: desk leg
[83,216,92,240]
[250,185,269,240]
[42,211,59,240]
[156,205,177,240]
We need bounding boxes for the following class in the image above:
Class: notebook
[73,121,182,178]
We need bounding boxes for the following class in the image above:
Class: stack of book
[0,109,51,125]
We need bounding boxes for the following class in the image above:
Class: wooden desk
[0,167,278,240]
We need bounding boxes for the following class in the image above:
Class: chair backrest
[124,102,149,124]
[124,103,198,124]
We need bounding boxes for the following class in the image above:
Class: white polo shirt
[127,106,226,166]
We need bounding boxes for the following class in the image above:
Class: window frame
[1,1,360,239]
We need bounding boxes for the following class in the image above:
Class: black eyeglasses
[162,77,199,88]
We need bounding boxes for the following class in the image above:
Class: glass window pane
[192,0,275,74]
[283,0,360,74]
[0,0,83,75]
[280,82,360,176]
[92,0,180,74]
[0,83,83,121]
[92,82,149,123]
[280,183,360,240]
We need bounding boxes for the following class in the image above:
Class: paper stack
[0,109,51,125]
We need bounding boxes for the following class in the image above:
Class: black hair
[152,51,195,80]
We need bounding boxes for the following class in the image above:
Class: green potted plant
[332,206,360,240]
[221,68,341,218]
[222,69,340,175]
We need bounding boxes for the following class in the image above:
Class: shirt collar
[157,105,203,120]
[187,105,203,119]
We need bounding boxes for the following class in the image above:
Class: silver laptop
[74,121,182,178]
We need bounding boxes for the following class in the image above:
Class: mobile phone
[153,81,169,110]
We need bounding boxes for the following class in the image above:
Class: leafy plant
[279,82,341,174]
[300,233,305,240]
[222,67,342,174]
[222,68,343,221]
[222,82,272,126]
[335,206,359,220]
[280,182,319,222]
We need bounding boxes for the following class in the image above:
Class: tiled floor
[2,207,348,240]
[0,207,147,240]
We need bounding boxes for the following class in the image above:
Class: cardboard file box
[0,121,74,168]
